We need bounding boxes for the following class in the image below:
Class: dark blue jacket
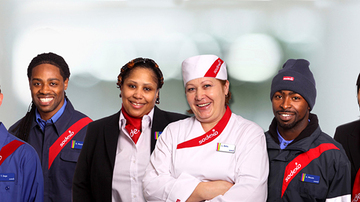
[10,99,91,202]
[266,114,351,201]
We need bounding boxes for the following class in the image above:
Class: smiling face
[272,90,310,136]
[120,67,159,118]
[185,77,229,131]
[29,63,68,121]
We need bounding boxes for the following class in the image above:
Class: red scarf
[352,168,360,201]
[122,108,142,144]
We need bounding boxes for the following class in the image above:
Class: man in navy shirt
[9,53,91,202]
[0,86,44,201]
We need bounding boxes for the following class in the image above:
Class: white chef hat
[181,54,228,86]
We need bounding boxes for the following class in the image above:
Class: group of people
[0,52,358,202]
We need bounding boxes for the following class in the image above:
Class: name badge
[301,173,320,184]
[0,173,15,181]
[216,143,235,153]
[71,140,83,149]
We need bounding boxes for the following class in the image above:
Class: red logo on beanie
[283,76,294,81]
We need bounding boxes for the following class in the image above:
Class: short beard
[276,110,308,130]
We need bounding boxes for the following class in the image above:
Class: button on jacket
[0,123,43,202]
[9,99,90,202]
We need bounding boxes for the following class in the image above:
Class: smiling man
[9,52,92,202]
[265,59,351,201]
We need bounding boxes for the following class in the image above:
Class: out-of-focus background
[0,0,359,136]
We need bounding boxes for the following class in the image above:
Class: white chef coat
[143,111,269,202]
[112,108,153,202]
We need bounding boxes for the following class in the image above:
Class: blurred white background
[0,0,359,136]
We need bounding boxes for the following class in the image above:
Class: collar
[0,122,8,147]
[268,113,319,149]
[119,107,154,130]
[277,128,294,149]
[35,99,67,131]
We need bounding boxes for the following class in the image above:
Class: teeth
[198,103,210,107]
[132,102,144,106]
[281,114,291,117]
[40,98,53,102]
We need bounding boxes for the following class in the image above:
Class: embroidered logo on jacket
[281,143,339,198]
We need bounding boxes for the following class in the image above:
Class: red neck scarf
[352,168,360,201]
[122,107,142,144]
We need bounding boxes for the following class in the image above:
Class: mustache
[275,110,295,114]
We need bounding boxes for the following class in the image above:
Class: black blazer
[334,119,360,191]
[72,106,188,202]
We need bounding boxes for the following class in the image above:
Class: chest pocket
[59,149,81,186]
[297,174,327,201]
[0,181,18,201]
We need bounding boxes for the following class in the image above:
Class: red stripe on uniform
[177,106,231,149]
[0,140,25,166]
[48,117,92,169]
[204,58,224,78]
[281,143,339,198]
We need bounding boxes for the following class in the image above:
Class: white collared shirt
[112,108,154,202]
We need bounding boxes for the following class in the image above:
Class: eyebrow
[31,78,61,82]
[127,80,156,86]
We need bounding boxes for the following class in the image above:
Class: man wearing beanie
[266,59,351,201]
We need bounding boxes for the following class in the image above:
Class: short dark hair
[11,52,70,142]
[117,57,164,89]
[27,52,70,81]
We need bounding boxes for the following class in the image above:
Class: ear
[155,89,159,99]
[223,80,230,95]
[0,93,3,107]
[64,78,69,90]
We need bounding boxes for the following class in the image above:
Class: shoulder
[314,131,348,158]
[164,116,194,130]
[5,133,38,159]
[65,98,90,120]
[230,113,264,134]
[8,118,23,134]
[154,106,188,121]
[335,119,360,134]
[88,112,120,128]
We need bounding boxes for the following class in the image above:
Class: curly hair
[117,57,164,90]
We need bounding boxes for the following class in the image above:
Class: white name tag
[216,143,235,153]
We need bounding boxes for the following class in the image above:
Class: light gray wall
[0,0,359,137]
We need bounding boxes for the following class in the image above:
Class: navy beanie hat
[270,59,316,110]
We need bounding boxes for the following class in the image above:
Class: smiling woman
[143,54,269,202]
[72,57,188,202]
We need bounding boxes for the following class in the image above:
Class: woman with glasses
[72,58,188,202]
